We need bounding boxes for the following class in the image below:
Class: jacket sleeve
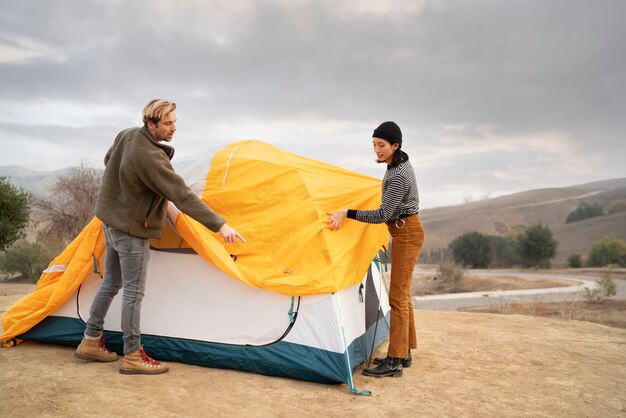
[353,174,408,224]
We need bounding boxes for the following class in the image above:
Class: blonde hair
[142,99,176,125]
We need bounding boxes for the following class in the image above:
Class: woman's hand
[326,210,348,231]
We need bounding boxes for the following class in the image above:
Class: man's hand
[219,223,246,243]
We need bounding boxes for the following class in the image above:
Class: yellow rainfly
[1,140,388,344]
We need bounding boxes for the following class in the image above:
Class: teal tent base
[19,312,390,384]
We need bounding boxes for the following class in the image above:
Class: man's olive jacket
[95,126,225,239]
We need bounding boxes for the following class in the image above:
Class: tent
[1,140,391,386]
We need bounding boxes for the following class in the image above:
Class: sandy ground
[1,282,626,417]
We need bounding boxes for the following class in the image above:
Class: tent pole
[367,255,388,368]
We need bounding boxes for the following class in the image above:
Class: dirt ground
[2,282,626,417]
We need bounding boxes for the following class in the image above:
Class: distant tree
[0,177,31,252]
[489,235,520,267]
[0,240,52,282]
[586,235,626,267]
[449,231,494,269]
[516,224,558,268]
[565,202,604,223]
[606,198,626,215]
[567,254,583,268]
[34,164,101,245]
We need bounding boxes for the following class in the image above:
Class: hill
[420,178,626,267]
[0,166,70,196]
[3,165,625,267]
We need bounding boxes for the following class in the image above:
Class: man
[74,99,245,375]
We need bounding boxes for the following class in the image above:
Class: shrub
[0,177,32,252]
[516,224,558,268]
[0,241,52,282]
[434,262,464,293]
[449,231,495,268]
[565,202,604,223]
[606,198,626,215]
[586,235,626,267]
[583,272,617,303]
[567,254,583,268]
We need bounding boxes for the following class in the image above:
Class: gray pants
[85,223,150,354]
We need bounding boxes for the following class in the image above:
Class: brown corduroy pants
[386,214,425,359]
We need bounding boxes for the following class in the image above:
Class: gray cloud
[1,0,625,207]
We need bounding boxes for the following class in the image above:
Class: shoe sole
[119,368,169,375]
[362,370,403,378]
[74,352,119,362]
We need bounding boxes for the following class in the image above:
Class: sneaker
[74,335,119,362]
[119,347,169,375]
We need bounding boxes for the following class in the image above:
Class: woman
[327,121,425,378]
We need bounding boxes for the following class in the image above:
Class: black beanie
[373,121,402,145]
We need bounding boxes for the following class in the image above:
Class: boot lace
[139,347,161,366]
[98,336,112,353]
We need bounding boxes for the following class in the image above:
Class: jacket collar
[139,126,175,160]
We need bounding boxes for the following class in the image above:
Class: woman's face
[373,137,399,164]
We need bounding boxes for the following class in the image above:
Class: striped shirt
[349,160,419,224]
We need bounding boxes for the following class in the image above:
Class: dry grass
[541,267,626,281]
[410,267,626,329]
[463,298,626,329]
[411,272,573,296]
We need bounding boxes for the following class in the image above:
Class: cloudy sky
[1,0,624,208]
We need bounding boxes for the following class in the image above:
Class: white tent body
[22,249,391,383]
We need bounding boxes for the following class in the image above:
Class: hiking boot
[373,350,412,368]
[119,347,169,375]
[74,335,119,362]
[362,357,403,378]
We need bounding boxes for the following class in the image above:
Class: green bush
[516,224,558,268]
[0,241,52,282]
[0,177,31,252]
[568,254,583,268]
[586,235,626,267]
[449,231,495,268]
[583,273,617,303]
[565,202,604,223]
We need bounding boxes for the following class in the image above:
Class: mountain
[0,166,71,196]
[419,178,626,267]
